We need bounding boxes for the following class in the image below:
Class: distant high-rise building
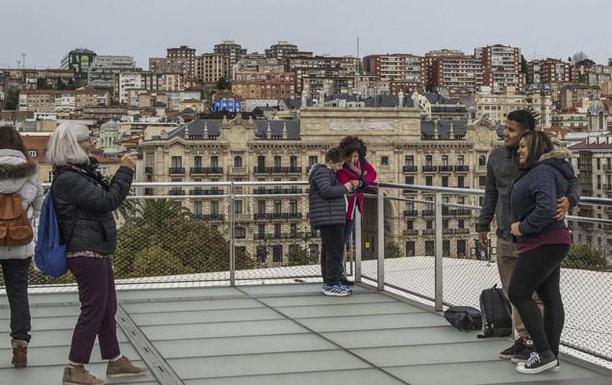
[166,45,196,79]
[476,44,523,93]
[214,41,247,77]
[362,54,422,85]
[430,53,484,96]
[265,41,299,60]
[195,53,230,84]
[87,56,136,89]
[60,48,97,80]
[528,58,574,84]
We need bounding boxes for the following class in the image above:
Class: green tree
[4,87,19,110]
[216,77,230,90]
[131,246,194,277]
[562,244,609,271]
[288,245,317,266]
[525,101,541,128]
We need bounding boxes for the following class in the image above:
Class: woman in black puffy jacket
[47,122,146,385]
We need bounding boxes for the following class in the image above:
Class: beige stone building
[474,86,552,128]
[139,105,499,266]
[195,53,230,84]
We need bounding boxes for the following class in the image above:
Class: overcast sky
[1,0,610,69]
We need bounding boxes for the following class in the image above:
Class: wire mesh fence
[368,184,612,363]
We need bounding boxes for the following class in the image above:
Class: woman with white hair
[48,123,145,385]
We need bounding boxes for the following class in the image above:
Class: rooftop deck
[1,283,610,385]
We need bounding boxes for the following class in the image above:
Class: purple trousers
[67,257,120,364]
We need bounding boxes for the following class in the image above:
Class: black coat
[52,164,133,255]
[308,164,347,229]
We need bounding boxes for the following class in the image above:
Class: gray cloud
[0,0,609,68]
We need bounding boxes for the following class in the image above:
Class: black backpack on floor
[478,284,512,338]
[444,306,482,331]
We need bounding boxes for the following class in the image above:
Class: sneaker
[106,356,147,378]
[516,351,558,374]
[499,338,524,360]
[511,339,536,363]
[321,283,352,297]
[11,339,27,368]
[62,366,104,385]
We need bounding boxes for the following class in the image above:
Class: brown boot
[11,339,27,368]
[62,365,104,385]
[106,356,146,378]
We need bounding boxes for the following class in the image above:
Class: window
[479,155,486,167]
[258,224,265,237]
[234,200,243,214]
[256,246,267,263]
[381,156,389,166]
[426,176,433,186]
[235,227,246,239]
[426,220,433,229]
[274,224,281,237]
[425,155,433,166]
[193,201,202,216]
[234,156,242,168]
[405,176,414,185]
[210,201,219,215]
[272,245,283,263]
[442,176,449,187]
[441,155,448,166]
[406,220,414,230]
[257,155,266,169]
[443,240,450,256]
[457,240,467,257]
[443,219,449,228]
[479,176,486,187]
[457,176,465,188]
[193,156,202,168]
[425,241,435,256]
[308,155,318,167]
[406,241,415,257]
[274,200,282,214]
[457,154,465,166]
[274,155,281,168]
[290,155,298,168]
[404,155,414,165]
[290,223,298,237]
[257,200,266,214]
[289,200,298,214]
[171,156,182,168]
[458,219,465,228]
[210,155,219,168]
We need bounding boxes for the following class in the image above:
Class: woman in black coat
[47,123,146,385]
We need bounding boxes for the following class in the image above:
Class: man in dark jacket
[477,110,581,362]
[309,147,356,296]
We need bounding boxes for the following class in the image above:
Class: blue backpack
[34,191,68,278]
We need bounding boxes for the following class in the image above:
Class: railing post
[229,181,236,286]
[354,209,362,283]
[434,191,444,311]
[377,187,385,291]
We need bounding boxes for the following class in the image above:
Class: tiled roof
[167,119,301,140]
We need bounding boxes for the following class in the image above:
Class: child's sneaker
[322,283,352,297]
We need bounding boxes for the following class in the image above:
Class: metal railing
[356,181,612,363]
[2,180,610,363]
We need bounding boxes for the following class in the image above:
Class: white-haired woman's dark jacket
[0,149,43,260]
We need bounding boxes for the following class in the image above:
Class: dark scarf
[53,157,110,190]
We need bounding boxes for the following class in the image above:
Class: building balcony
[196,213,225,221]
[402,165,417,173]
[191,167,224,175]
[421,210,435,217]
[190,188,224,196]
[455,228,471,234]
[253,212,303,220]
[438,165,453,172]
[423,229,435,236]
[254,187,304,195]
[253,166,302,175]
[403,210,418,218]
[168,167,186,175]
[422,166,438,172]
[230,166,247,175]
[454,165,469,172]
[403,229,419,236]
[168,188,185,195]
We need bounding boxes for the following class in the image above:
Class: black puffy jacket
[51,163,133,255]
